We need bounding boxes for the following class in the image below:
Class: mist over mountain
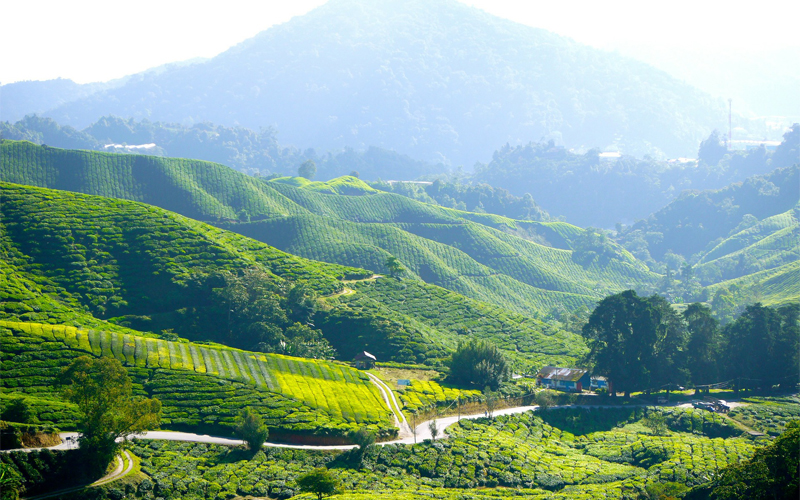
[19,0,729,165]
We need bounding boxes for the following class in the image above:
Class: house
[590,376,610,391]
[353,351,377,369]
[537,366,590,392]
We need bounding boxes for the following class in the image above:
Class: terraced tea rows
[396,379,482,412]
[1,321,389,427]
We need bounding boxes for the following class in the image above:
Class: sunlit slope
[0,140,305,221]
[223,215,597,316]
[0,320,392,435]
[0,141,660,316]
[695,203,799,283]
[0,181,587,368]
[704,260,800,307]
[322,278,587,369]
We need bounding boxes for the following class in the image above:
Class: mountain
[19,0,727,163]
[0,79,112,123]
[0,140,660,319]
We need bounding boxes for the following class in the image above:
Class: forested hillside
[617,165,799,280]
[0,115,439,180]
[0,140,660,318]
[473,125,799,227]
[13,0,731,162]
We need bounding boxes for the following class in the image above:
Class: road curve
[23,450,134,500]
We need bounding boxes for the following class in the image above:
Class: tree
[483,386,498,418]
[448,339,510,390]
[296,468,339,499]
[698,130,727,166]
[1,397,33,424]
[581,291,687,397]
[349,428,375,465]
[534,390,555,411]
[59,356,161,474]
[710,420,799,499]
[234,408,269,452]
[298,160,317,180]
[428,419,440,441]
[642,411,668,436]
[385,255,404,278]
[349,170,360,178]
[722,303,799,390]
[684,303,720,392]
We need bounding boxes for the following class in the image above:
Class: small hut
[536,366,590,392]
[353,351,377,369]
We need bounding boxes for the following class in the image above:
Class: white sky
[1,0,798,85]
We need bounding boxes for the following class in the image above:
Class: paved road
[24,450,134,500]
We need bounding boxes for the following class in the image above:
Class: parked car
[692,401,716,412]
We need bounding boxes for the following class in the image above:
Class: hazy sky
[2,0,799,90]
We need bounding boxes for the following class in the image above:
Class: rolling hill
[0,140,660,318]
[617,164,799,269]
[0,179,587,370]
[14,0,728,162]
[0,320,393,438]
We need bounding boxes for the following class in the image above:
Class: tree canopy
[448,339,510,390]
[235,408,269,452]
[59,356,161,473]
[296,467,339,499]
[581,291,687,396]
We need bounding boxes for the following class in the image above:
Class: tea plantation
[0,321,394,437]
[0,140,662,318]
[0,181,588,368]
[3,407,768,499]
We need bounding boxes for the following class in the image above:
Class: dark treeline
[582,290,799,397]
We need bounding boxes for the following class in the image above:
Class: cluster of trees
[58,356,161,475]
[582,290,798,397]
[701,420,799,500]
[373,179,551,221]
[571,227,626,266]
[474,125,797,228]
[616,163,799,266]
[119,268,334,358]
[448,339,510,390]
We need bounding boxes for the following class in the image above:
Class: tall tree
[59,356,161,474]
[684,303,720,391]
[723,303,799,390]
[384,256,405,278]
[298,159,317,180]
[296,468,339,499]
[234,408,269,452]
[448,339,509,390]
[582,291,687,396]
[698,130,727,166]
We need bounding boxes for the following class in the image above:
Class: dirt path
[366,372,412,438]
